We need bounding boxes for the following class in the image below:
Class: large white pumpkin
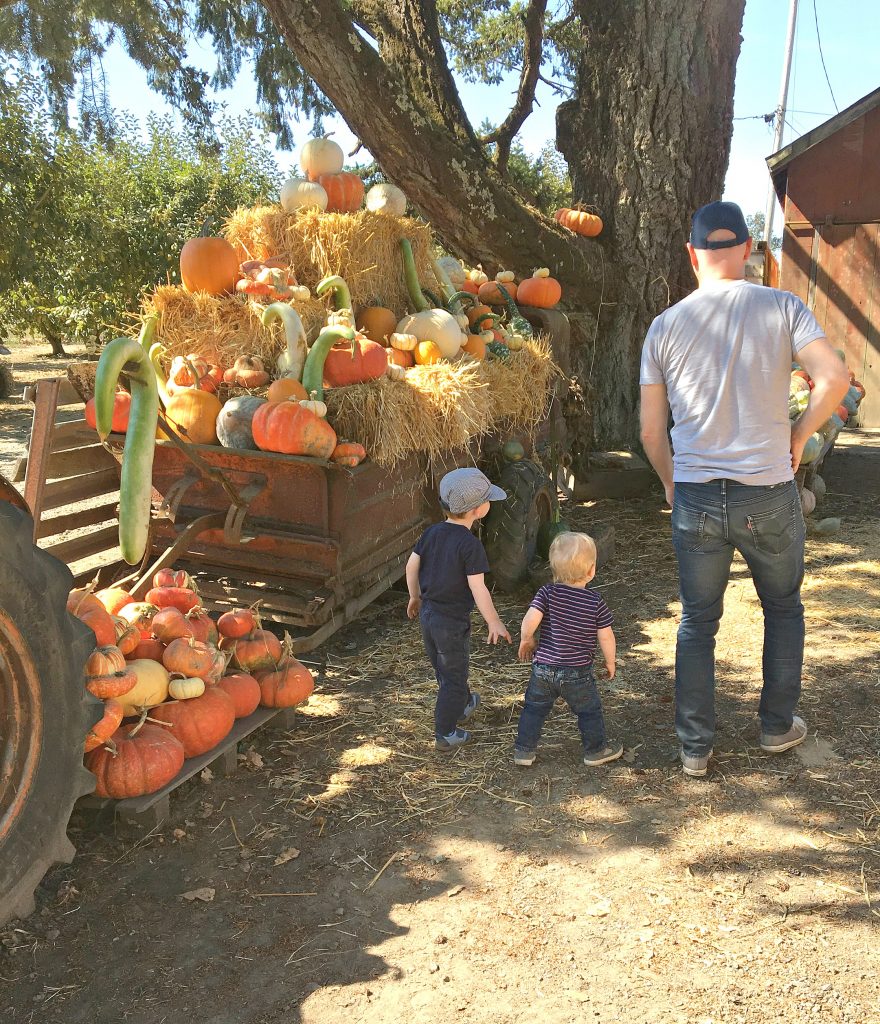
[396,309,464,359]
[300,137,344,181]
[366,183,407,217]
[280,177,328,213]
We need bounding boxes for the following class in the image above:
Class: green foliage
[745,211,782,254]
[479,120,571,214]
[0,69,281,350]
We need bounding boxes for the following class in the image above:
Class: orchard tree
[0,0,746,456]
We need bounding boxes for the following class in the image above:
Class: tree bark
[557,0,745,447]
[262,0,605,301]
[262,0,744,456]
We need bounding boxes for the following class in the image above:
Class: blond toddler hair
[549,531,597,584]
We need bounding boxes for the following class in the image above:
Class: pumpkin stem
[128,708,151,737]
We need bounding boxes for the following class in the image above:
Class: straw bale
[224,207,435,319]
[324,336,558,468]
[143,285,326,374]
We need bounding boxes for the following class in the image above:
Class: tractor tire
[483,459,554,592]
[0,499,100,926]
[0,362,12,400]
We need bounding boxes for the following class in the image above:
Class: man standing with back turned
[639,201,850,777]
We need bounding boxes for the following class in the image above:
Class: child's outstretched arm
[467,574,511,644]
[596,626,616,679]
[518,607,543,662]
[405,552,421,619]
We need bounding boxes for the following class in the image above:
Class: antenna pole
[765,0,799,244]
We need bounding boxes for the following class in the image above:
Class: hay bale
[224,207,435,320]
[143,285,326,373]
[324,336,558,468]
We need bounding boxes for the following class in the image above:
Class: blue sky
[100,1,879,220]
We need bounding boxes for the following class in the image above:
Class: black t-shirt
[414,522,491,621]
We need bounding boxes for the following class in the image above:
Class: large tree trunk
[558,0,745,447]
[263,0,744,458]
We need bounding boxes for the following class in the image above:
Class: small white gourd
[168,676,206,700]
[389,332,418,352]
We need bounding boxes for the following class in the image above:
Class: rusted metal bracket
[157,470,201,521]
[222,477,266,545]
[155,411,248,508]
[129,511,227,600]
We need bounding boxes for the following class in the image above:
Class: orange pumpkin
[217,608,257,640]
[331,440,367,468]
[554,208,603,237]
[256,655,315,708]
[461,280,480,295]
[323,337,388,388]
[153,568,192,589]
[267,378,308,404]
[466,303,495,330]
[150,687,236,758]
[251,401,337,459]
[414,341,444,365]
[460,333,487,361]
[229,629,283,673]
[478,280,518,305]
[127,638,166,663]
[168,354,223,395]
[517,274,561,309]
[356,306,398,345]
[85,391,130,434]
[164,388,222,446]
[85,646,138,699]
[96,586,134,616]
[112,615,141,656]
[86,722,185,799]
[180,237,240,295]
[162,637,218,680]
[217,673,262,719]
[317,171,365,212]
[83,700,124,753]
[186,607,219,647]
[67,588,105,618]
[118,602,159,638]
[387,348,415,368]
[78,606,117,648]
[223,355,271,389]
[151,606,197,645]
[146,586,201,614]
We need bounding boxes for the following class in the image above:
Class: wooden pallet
[78,705,300,828]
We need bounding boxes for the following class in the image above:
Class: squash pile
[789,351,867,515]
[74,569,314,799]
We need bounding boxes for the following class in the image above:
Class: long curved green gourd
[300,326,356,403]
[496,284,533,339]
[148,343,171,406]
[94,338,160,565]
[315,275,352,312]
[401,240,430,313]
[138,313,159,352]
[263,303,307,380]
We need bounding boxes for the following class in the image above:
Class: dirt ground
[1,345,878,1024]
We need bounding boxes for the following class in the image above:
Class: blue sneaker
[435,728,471,752]
[458,693,481,724]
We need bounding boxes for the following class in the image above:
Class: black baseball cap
[690,201,750,250]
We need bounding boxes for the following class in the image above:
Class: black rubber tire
[482,459,554,591]
[0,501,101,926]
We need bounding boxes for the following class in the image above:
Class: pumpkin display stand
[77,701,307,827]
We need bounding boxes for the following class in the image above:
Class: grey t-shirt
[640,280,825,485]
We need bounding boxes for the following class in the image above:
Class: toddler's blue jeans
[515,663,608,754]
[420,605,471,739]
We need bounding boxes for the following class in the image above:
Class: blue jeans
[515,663,608,754]
[420,605,472,738]
[672,479,805,756]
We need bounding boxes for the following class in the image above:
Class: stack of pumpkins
[76,569,314,800]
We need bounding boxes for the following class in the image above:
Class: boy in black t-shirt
[406,468,511,751]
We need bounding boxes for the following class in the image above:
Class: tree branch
[482,0,548,176]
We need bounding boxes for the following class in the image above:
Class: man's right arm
[790,338,851,472]
[640,382,674,507]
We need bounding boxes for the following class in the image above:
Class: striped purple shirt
[530,584,613,667]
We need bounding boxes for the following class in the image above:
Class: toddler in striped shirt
[514,531,623,767]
